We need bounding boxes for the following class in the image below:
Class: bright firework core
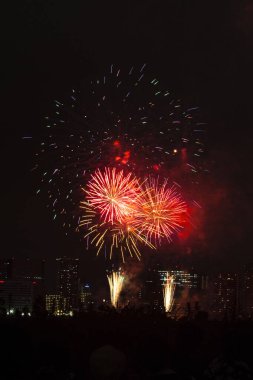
[107,271,124,308]
[86,167,139,224]
[163,273,176,313]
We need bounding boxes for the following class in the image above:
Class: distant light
[173,149,178,153]
[10,309,14,314]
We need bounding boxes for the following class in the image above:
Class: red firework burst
[133,178,187,243]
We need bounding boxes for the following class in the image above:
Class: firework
[31,65,205,233]
[85,167,139,224]
[79,198,155,262]
[79,169,186,260]
[163,273,176,313]
[133,178,187,244]
[79,167,155,261]
[107,271,124,308]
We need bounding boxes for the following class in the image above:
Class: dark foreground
[1,311,253,379]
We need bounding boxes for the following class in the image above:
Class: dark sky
[1,0,253,277]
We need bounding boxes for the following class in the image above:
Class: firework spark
[107,271,124,308]
[79,198,155,261]
[79,170,186,260]
[163,273,176,313]
[133,178,187,244]
[32,65,205,233]
[85,167,139,224]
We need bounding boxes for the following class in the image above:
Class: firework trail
[107,271,124,308]
[163,273,176,313]
[30,65,205,235]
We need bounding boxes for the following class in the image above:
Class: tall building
[56,257,79,312]
[143,267,163,310]
[79,284,93,310]
[210,273,239,319]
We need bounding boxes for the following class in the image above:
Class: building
[239,268,253,317]
[209,273,239,319]
[45,294,69,316]
[157,269,201,317]
[17,258,46,301]
[142,267,163,310]
[141,267,200,311]
[0,280,33,313]
[56,257,79,312]
[0,258,47,314]
[18,258,46,306]
[79,284,93,310]
[158,269,199,289]
[14,258,45,282]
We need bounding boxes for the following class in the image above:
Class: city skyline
[1,255,253,319]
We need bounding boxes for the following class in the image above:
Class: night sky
[1,1,253,280]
